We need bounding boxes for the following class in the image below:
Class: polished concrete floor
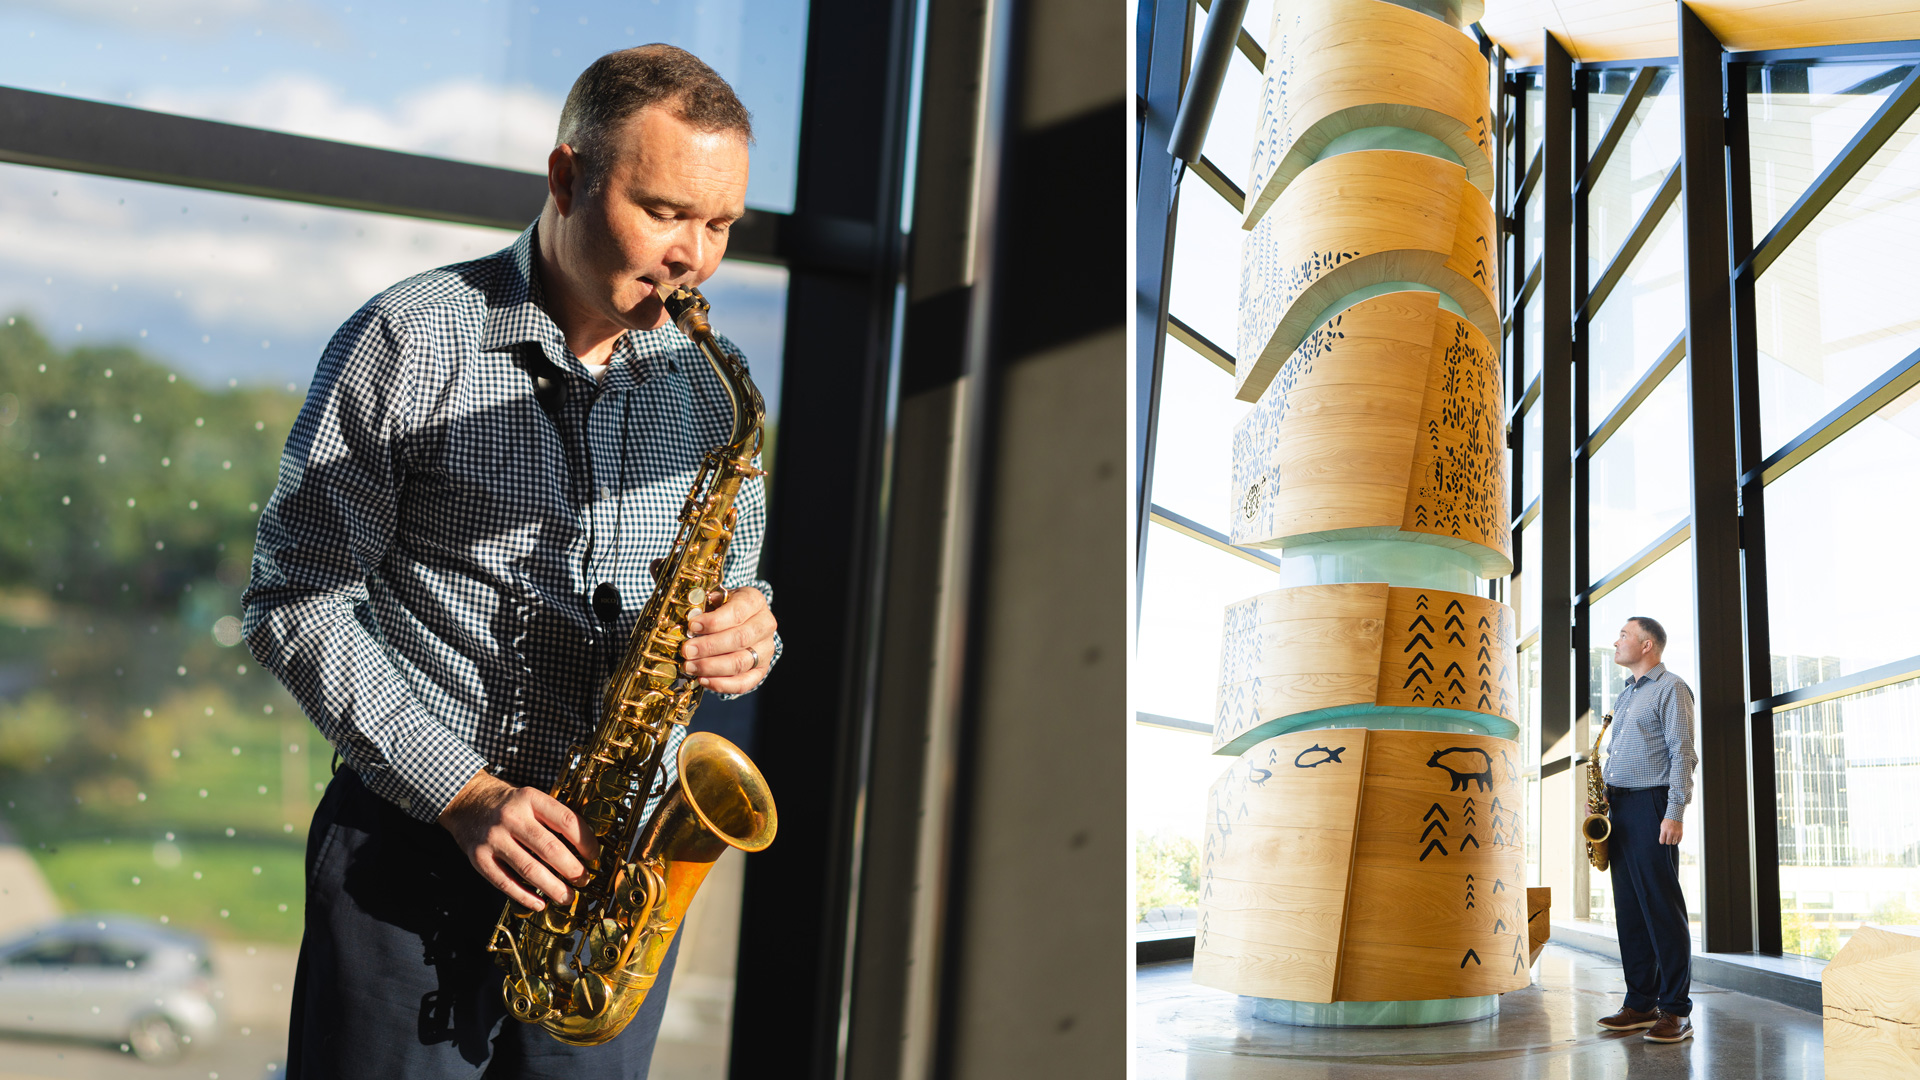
[1137,944,1826,1079]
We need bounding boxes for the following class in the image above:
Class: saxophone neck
[662,285,766,456]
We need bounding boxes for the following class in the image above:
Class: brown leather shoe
[1643,1011,1693,1043]
[1596,1006,1660,1031]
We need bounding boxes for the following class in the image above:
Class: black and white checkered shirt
[242,223,777,824]
[1602,662,1696,821]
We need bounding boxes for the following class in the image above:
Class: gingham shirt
[242,223,777,824]
[1602,662,1697,821]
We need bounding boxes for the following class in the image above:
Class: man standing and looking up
[1594,616,1698,1044]
[244,46,779,1078]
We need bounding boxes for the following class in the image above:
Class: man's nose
[663,219,709,273]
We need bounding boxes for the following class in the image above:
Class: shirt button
[599,485,611,500]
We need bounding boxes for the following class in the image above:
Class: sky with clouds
[0,1,801,405]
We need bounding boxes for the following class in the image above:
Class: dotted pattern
[1404,316,1510,559]
[1244,3,1301,207]
[1228,315,1345,545]
[1237,211,1361,387]
[1213,593,1267,746]
[242,224,779,824]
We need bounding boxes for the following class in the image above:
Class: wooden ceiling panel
[1482,0,1920,67]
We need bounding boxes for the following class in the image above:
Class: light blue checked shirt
[1602,662,1697,822]
[243,223,777,824]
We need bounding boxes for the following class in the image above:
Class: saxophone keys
[574,971,614,1018]
[582,799,619,836]
[507,977,552,1023]
[537,900,575,937]
[587,918,626,973]
[686,585,707,609]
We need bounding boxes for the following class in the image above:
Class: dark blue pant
[1606,785,1692,1016]
[288,770,679,1078]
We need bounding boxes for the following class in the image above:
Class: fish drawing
[1294,744,1347,768]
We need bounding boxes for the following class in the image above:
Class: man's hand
[683,585,776,694]
[438,770,601,910]
[1660,818,1683,845]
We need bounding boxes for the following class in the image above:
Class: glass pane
[1150,336,1254,533]
[1519,640,1542,888]
[1775,676,1920,961]
[1517,520,1542,637]
[1586,68,1679,281]
[1754,106,1920,455]
[1587,362,1689,581]
[1764,388,1920,693]
[1586,542,1703,942]
[0,3,810,213]
[1582,67,1638,157]
[1523,174,1544,274]
[1192,4,1264,190]
[1522,393,1543,510]
[0,166,786,406]
[1137,522,1282,726]
[1522,283,1543,392]
[1168,184,1243,355]
[1587,203,1683,423]
[1132,725,1232,936]
[1748,62,1913,240]
[0,165,787,1076]
[1526,81,1545,163]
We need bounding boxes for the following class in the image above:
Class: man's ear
[548,145,580,216]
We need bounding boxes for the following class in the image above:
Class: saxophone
[488,285,778,1046]
[1581,714,1613,872]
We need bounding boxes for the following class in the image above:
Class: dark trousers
[1606,785,1692,1016]
[288,769,679,1079]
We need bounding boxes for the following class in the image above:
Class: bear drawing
[1427,747,1495,792]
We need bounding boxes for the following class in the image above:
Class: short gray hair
[555,45,753,196]
[1628,616,1667,650]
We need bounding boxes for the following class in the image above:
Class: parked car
[0,916,220,1062]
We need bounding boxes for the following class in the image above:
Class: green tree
[1136,832,1200,921]
[0,315,300,612]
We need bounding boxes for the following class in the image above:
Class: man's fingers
[478,853,546,910]
[528,791,601,864]
[699,667,767,694]
[482,835,574,908]
[683,608,776,662]
[686,586,765,635]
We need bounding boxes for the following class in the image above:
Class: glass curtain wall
[1508,46,1920,962]
[1746,57,1920,959]
[1135,0,1277,939]
[0,7,801,1075]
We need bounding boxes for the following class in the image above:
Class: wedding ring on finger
[747,646,760,670]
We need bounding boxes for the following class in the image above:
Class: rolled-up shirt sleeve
[241,307,487,824]
[1662,680,1698,821]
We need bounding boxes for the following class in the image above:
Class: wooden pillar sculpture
[1823,927,1920,1077]
[1195,0,1526,1016]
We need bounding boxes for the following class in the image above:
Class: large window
[0,3,810,212]
[0,20,794,1072]
[1134,0,1278,940]
[1509,46,1920,962]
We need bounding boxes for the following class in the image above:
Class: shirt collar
[480,221,680,392]
[1632,662,1668,689]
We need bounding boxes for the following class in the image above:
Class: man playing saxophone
[1592,617,1698,1045]
[242,46,778,1078]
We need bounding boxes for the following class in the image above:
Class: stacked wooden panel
[1196,0,1525,1010]
[1227,290,1510,574]
[1214,584,1516,756]
[1196,728,1530,1001]
[1824,927,1920,1077]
